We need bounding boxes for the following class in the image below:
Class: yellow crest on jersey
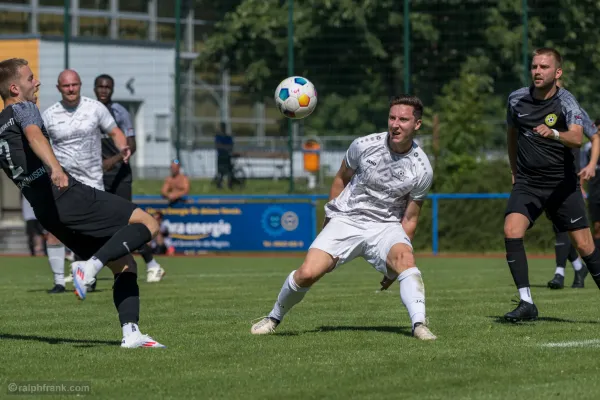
[545,113,558,127]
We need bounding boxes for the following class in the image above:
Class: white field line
[540,339,600,348]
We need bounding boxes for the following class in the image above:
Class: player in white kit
[251,95,437,340]
[41,69,130,293]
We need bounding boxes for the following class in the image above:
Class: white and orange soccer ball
[274,76,317,119]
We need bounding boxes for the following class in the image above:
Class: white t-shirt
[42,96,117,190]
[325,132,433,223]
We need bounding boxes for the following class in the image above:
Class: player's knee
[390,251,415,274]
[130,208,159,238]
[504,223,524,239]
[573,234,595,257]
[107,255,137,276]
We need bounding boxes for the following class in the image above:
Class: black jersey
[507,86,584,188]
[101,102,134,187]
[0,101,60,208]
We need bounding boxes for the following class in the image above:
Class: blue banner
[136,200,316,253]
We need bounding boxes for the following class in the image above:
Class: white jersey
[42,96,117,190]
[325,132,433,223]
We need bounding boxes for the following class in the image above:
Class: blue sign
[136,201,316,253]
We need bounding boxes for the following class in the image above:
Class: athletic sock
[113,272,140,326]
[268,270,310,322]
[398,267,426,327]
[139,244,155,265]
[92,223,152,266]
[554,232,571,274]
[47,244,65,286]
[555,266,565,277]
[582,248,600,289]
[572,257,583,271]
[505,238,532,304]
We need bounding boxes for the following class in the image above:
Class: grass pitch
[1,255,600,399]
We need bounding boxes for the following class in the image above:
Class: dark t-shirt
[507,86,584,188]
[0,101,69,209]
[102,102,134,187]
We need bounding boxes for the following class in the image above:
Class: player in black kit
[503,48,600,322]
[94,74,166,283]
[0,58,165,348]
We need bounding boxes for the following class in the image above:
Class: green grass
[1,255,600,399]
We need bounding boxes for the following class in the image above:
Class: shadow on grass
[278,325,413,337]
[25,289,107,293]
[0,333,120,346]
[487,316,600,325]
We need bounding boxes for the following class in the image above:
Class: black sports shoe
[504,300,539,322]
[47,284,65,294]
[89,280,97,292]
[572,266,588,289]
[547,274,564,289]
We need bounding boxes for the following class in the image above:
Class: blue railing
[133,193,510,255]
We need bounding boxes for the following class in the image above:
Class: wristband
[551,129,560,140]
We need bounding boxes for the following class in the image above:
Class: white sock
[146,259,160,270]
[86,256,105,276]
[555,266,565,276]
[268,270,310,321]
[122,322,140,338]
[398,267,426,328]
[519,287,533,304]
[47,245,65,286]
[572,257,583,271]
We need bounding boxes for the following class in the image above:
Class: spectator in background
[161,159,190,204]
[214,123,235,189]
[22,195,45,256]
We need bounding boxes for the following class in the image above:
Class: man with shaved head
[41,69,130,294]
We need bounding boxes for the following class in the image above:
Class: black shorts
[505,182,588,232]
[36,179,137,260]
[105,178,133,201]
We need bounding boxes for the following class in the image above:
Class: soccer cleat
[88,280,97,292]
[47,284,65,294]
[250,317,280,335]
[71,261,96,301]
[147,266,165,283]
[572,266,588,289]
[121,333,166,348]
[547,274,564,289]
[412,322,437,341]
[504,300,538,322]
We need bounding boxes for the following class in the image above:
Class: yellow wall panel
[0,39,40,108]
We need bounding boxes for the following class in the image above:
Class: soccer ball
[274,76,317,119]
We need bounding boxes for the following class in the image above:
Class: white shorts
[310,217,412,278]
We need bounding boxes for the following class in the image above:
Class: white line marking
[540,339,600,348]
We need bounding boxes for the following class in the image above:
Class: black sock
[139,244,154,264]
[113,272,140,326]
[555,232,571,268]
[567,244,579,263]
[582,248,600,289]
[505,238,530,288]
[93,223,152,265]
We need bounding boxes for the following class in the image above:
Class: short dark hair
[389,95,424,120]
[532,47,562,67]
[94,74,114,87]
[0,58,28,101]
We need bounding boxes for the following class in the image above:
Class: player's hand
[51,169,69,190]
[120,146,131,164]
[579,164,596,181]
[533,124,554,138]
[380,275,398,291]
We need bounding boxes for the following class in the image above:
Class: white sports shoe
[71,261,96,301]
[147,266,165,283]
[413,323,437,341]
[121,332,166,348]
[250,317,280,335]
